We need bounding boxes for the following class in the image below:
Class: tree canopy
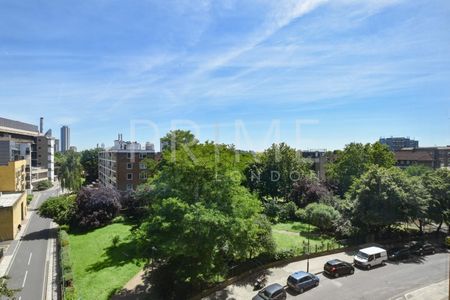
[138,142,274,296]
[80,148,101,184]
[327,142,395,195]
[58,150,83,192]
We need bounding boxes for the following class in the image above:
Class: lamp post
[307,222,310,273]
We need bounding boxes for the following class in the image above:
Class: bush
[59,229,74,290]
[27,194,33,204]
[263,199,281,220]
[295,208,307,221]
[73,187,121,229]
[304,203,341,232]
[279,202,298,222]
[35,180,53,191]
[120,185,152,220]
[38,195,76,225]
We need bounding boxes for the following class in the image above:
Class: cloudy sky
[0,0,449,150]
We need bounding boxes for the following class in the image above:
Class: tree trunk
[436,220,443,233]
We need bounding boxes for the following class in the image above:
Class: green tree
[80,148,100,184]
[160,129,198,151]
[348,166,426,234]
[58,150,83,192]
[423,169,450,232]
[304,203,341,232]
[138,142,274,296]
[247,143,312,200]
[403,164,432,177]
[327,142,395,195]
[38,195,76,225]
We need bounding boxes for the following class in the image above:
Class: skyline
[1,0,449,150]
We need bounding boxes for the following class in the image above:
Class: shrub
[295,208,307,221]
[278,202,298,222]
[59,229,74,291]
[304,203,341,232]
[73,187,121,229]
[35,180,53,191]
[263,199,281,220]
[38,195,76,225]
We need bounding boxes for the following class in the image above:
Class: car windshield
[357,251,369,259]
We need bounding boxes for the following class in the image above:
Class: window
[140,172,147,180]
[139,163,146,169]
[375,253,381,259]
[127,153,131,159]
[126,184,133,191]
[127,173,133,180]
[368,255,374,261]
[127,163,132,169]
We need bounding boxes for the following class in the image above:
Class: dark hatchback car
[252,283,286,300]
[287,271,319,294]
[323,259,355,277]
[409,242,436,256]
[388,247,411,261]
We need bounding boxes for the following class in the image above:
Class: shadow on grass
[86,238,145,273]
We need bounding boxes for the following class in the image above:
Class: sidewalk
[391,280,449,300]
[203,250,356,300]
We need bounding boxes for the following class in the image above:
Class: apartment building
[0,160,26,192]
[99,134,157,191]
[379,137,419,151]
[0,117,55,190]
[394,146,450,169]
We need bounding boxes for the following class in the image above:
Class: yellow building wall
[0,160,26,192]
[0,192,27,241]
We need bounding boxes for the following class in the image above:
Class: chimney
[40,117,44,133]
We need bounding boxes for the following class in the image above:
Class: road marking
[27,252,32,266]
[22,270,28,288]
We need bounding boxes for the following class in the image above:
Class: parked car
[387,246,411,261]
[252,283,286,300]
[286,271,319,294]
[323,259,355,277]
[446,236,450,249]
[409,242,436,256]
[353,246,387,269]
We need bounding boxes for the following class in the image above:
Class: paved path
[0,186,60,300]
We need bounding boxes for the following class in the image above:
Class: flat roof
[359,246,386,255]
[0,193,23,208]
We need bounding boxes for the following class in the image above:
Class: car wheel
[349,269,354,275]
[432,249,435,254]
[420,251,424,256]
[315,281,319,287]
[334,273,339,278]
[299,288,304,294]
[367,264,371,270]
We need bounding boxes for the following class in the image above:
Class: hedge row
[59,229,76,300]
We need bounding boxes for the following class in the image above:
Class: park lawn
[272,222,342,255]
[68,222,145,300]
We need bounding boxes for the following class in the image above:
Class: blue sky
[0,0,449,151]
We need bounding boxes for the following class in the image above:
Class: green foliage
[278,202,298,222]
[295,208,307,221]
[38,195,76,225]
[160,129,198,151]
[59,229,75,291]
[80,148,101,184]
[0,276,20,299]
[138,141,274,295]
[422,168,450,231]
[326,142,395,195]
[347,166,428,233]
[304,203,341,232]
[263,199,281,220]
[246,143,312,200]
[35,180,53,191]
[27,194,33,204]
[403,164,432,177]
[59,150,83,192]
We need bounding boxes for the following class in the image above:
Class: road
[286,252,449,300]
[3,187,59,300]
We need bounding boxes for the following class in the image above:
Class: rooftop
[289,271,310,279]
[359,246,386,255]
[0,117,39,136]
[0,192,23,208]
[395,150,434,161]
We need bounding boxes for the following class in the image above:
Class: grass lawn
[272,221,342,255]
[68,222,145,300]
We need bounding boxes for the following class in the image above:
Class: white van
[353,246,387,269]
